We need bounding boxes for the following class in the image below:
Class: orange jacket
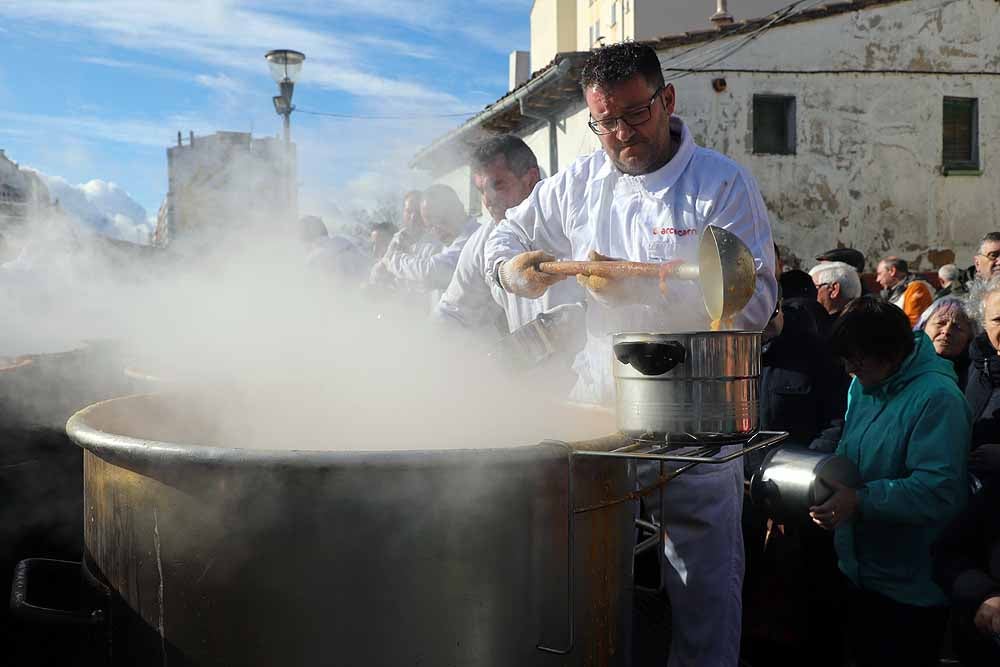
[890,279,934,326]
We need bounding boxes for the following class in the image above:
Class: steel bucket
[749,446,862,522]
[612,331,761,444]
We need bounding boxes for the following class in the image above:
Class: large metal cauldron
[612,331,761,444]
[62,394,635,667]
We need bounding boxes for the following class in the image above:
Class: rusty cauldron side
[65,394,635,667]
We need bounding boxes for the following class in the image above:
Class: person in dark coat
[741,294,851,667]
[936,264,969,300]
[933,482,1000,666]
[760,297,849,450]
[965,281,1000,488]
[809,261,862,340]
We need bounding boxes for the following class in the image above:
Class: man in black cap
[816,247,866,274]
[817,247,868,295]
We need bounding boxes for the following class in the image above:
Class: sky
[0,0,531,229]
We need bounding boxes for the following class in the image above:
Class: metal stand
[536,430,788,656]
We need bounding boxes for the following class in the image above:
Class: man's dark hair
[779,269,817,301]
[471,135,538,177]
[881,256,909,274]
[580,42,665,93]
[830,296,914,363]
[981,231,1000,245]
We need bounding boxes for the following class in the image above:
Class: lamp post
[264,49,305,145]
[265,49,305,226]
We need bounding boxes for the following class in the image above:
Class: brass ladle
[537,225,757,322]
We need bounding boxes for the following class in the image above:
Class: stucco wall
[661,0,1000,269]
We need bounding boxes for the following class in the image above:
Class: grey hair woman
[916,297,976,390]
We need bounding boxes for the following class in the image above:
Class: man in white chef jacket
[484,43,777,666]
[435,135,583,337]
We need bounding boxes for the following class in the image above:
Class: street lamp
[264,49,305,144]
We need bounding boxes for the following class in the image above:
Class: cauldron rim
[65,394,602,473]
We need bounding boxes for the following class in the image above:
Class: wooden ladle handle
[537,261,666,279]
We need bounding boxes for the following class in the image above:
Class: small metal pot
[611,331,761,443]
[749,446,862,521]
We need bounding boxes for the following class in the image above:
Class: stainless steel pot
[612,331,761,444]
[56,393,636,667]
[749,446,862,521]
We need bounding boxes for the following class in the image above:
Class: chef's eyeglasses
[977,251,1000,262]
[587,87,664,136]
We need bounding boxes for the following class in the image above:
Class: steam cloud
[1,207,611,450]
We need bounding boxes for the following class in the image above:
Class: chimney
[509,50,530,91]
[711,0,734,27]
[189,130,195,146]
[177,131,182,147]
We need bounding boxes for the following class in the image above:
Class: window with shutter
[942,97,979,172]
[752,95,796,155]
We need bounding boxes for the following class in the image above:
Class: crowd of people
[295,41,998,667]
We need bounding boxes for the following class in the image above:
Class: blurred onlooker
[372,184,479,294]
[370,222,397,260]
[915,297,975,390]
[816,247,866,275]
[809,261,862,338]
[966,279,1000,488]
[773,242,784,276]
[298,215,328,244]
[876,256,934,326]
[300,215,370,281]
[933,482,1000,666]
[936,263,968,300]
[972,232,1000,284]
[400,190,425,234]
[810,297,969,667]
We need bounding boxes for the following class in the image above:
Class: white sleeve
[385,233,468,291]
[703,169,778,330]
[434,226,502,331]
[482,173,575,290]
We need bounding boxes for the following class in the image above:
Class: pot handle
[613,341,686,376]
[10,559,105,626]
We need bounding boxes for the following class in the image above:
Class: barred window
[752,95,796,155]
[943,97,979,171]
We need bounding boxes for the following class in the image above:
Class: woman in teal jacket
[810,297,970,667]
